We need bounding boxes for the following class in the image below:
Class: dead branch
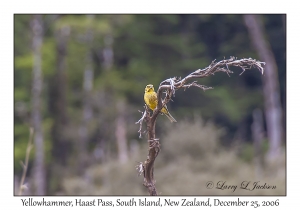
[135,105,148,138]
[19,128,34,195]
[136,57,264,195]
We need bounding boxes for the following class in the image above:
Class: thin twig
[135,105,148,138]
[136,162,144,176]
[18,128,34,196]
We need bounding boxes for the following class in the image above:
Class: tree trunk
[243,15,283,160]
[31,14,45,195]
[102,34,114,70]
[115,99,128,163]
[51,25,70,165]
[46,24,70,193]
[78,15,94,171]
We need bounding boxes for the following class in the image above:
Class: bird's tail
[164,112,177,123]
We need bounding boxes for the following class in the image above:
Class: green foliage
[14,15,32,56]
[41,38,56,78]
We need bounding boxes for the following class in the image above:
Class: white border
[2,0,297,208]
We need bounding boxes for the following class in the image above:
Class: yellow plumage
[144,84,177,123]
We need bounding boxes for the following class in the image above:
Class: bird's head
[145,84,155,93]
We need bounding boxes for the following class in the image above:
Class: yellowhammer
[144,84,177,123]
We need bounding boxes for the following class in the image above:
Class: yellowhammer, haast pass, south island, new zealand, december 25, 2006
[144,84,177,123]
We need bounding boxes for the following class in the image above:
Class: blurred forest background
[14,14,286,195]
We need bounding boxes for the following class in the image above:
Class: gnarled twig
[136,57,264,195]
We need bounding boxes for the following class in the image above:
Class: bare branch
[19,128,34,196]
[135,106,148,138]
[154,57,264,113]
[143,138,160,195]
[136,57,265,195]
[181,81,213,91]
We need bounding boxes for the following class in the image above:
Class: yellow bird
[144,84,177,123]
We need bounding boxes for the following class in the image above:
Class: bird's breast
[145,92,158,110]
